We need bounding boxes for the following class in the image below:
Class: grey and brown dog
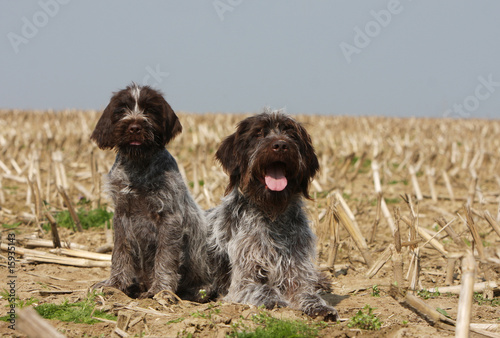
[207,110,338,320]
[91,83,209,300]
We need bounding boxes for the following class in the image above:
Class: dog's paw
[263,298,289,310]
[306,304,339,321]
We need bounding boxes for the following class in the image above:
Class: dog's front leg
[94,216,137,295]
[225,261,288,309]
[140,213,183,299]
[285,265,339,321]
[290,290,339,321]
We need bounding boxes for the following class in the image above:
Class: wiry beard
[114,124,161,160]
[241,149,303,221]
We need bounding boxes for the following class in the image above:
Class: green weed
[436,308,451,318]
[190,303,221,320]
[417,288,440,299]
[54,206,113,230]
[0,289,39,310]
[0,290,39,322]
[229,311,321,338]
[166,317,184,325]
[189,180,205,188]
[347,305,382,331]
[473,293,500,306]
[384,197,401,204]
[34,291,116,324]
[2,222,22,230]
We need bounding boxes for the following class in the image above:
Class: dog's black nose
[272,140,288,152]
[128,124,142,134]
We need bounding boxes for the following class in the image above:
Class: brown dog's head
[91,83,182,158]
[216,110,319,217]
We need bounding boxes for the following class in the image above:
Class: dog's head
[91,83,182,158]
[216,110,319,216]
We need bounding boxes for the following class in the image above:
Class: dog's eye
[112,109,124,120]
[256,129,264,137]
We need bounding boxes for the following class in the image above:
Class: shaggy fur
[91,83,209,300]
[207,110,338,320]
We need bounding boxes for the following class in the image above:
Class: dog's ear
[297,124,319,199]
[216,133,239,173]
[215,133,241,194]
[162,100,182,145]
[90,101,116,149]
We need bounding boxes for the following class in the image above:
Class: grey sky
[1,1,499,118]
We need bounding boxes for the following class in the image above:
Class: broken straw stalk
[332,192,374,267]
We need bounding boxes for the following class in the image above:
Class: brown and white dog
[207,110,338,320]
[91,83,209,300]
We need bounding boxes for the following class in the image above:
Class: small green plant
[190,303,221,320]
[198,289,207,300]
[384,197,401,205]
[2,222,21,230]
[417,288,440,299]
[388,179,409,186]
[0,289,39,310]
[18,298,39,309]
[178,331,193,338]
[54,206,113,230]
[0,291,39,322]
[190,310,208,319]
[3,185,19,194]
[347,305,382,331]
[36,282,50,289]
[371,285,381,297]
[166,317,184,325]
[188,180,205,189]
[34,291,116,324]
[342,192,352,200]
[473,293,500,306]
[436,308,451,318]
[229,311,321,338]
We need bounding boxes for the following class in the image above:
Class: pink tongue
[265,166,287,191]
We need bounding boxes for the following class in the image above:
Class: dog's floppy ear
[297,123,319,199]
[215,133,242,194]
[162,100,182,145]
[215,133,238,174]
[91,100,116,150]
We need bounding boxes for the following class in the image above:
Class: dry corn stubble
[1,110,499,338]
